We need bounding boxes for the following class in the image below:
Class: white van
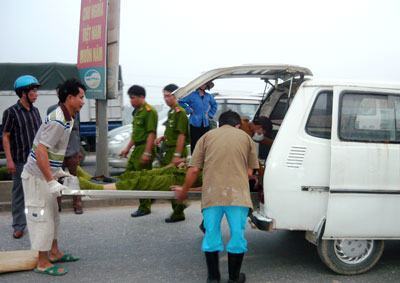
[174,65,400,275]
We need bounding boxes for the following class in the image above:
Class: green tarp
[0,63,79,90]
[0,63,123,91]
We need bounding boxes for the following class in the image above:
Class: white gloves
[53,168,72,180]
[47,180,68,196]
[63,176,80,191]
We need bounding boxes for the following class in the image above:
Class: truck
[0,63,124,156]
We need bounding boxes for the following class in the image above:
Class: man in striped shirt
[22,78,85,276]
[2,75,42,239]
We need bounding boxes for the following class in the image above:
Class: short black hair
[163,84,178,93]
[253,116,273,134]
[57,78,86,103]
[128,85,146,97]
[218,110,241,127]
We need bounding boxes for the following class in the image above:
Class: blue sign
[79,67,106,100]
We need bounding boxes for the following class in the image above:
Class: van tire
[317,239,384,275]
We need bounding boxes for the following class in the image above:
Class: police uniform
[127,102,158,213]
[161,105,189,220]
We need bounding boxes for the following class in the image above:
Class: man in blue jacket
[178,82,217,153]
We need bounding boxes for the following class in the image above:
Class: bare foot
[49,250,64,262]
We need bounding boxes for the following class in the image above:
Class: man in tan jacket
[174,110,259,283]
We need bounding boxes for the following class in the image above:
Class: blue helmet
[14,75,40,91]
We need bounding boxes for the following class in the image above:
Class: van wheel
[317,239,384,275]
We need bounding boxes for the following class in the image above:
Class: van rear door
[173,65,312,99]
[324,86,400,239]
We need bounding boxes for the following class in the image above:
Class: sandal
[33,265,68,276]
[50,253,80,263]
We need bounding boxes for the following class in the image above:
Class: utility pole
[95,0,120,176]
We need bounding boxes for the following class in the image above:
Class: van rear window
[306,91,333,139]
[339,92,400,143]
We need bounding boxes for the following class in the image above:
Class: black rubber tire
[317,239,384,275]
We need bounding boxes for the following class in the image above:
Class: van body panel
[323,86,400,238]
[263,85,331,231]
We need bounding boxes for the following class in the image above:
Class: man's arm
[172,133,186,165]
[141,132,156,163]
[35,143,53,182]
[178,94,193,114]
[174,166,201,201]
[144,132,156,154]
[120,139,135,157]
[3,132,15,174]
[208,95,218,118]
[35,143,68,195]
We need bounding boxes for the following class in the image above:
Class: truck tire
[317,239,384,275]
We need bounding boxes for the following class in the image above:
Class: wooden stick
[0,250,38,273]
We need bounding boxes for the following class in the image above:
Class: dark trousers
[12,163,26,231]
[190,125,210,153]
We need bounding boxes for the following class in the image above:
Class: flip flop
[33,265,68,276]
[50,253,80,263]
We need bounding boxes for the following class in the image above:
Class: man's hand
[140,153,151,164]
[120,147,130,158]
[172,186,188,201]
[6,159,16,174]
[53,168,72,179]
[172,157,184,167]
[47,180,68,197]
[154,136,164,146]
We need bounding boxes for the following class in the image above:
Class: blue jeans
[202,206,249,254]
[12,163,26,231]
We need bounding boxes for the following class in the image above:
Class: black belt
[135,141,146,146]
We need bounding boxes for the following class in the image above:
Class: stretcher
[61,189,202,199]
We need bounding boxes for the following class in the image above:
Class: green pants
[127,144,154,213]
[161,147,188,219]
[117,166,200,220]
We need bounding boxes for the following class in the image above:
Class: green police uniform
[127,102,158,213]
[161,105,189,220]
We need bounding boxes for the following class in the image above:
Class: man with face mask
[2,75,42,239]
[251,116,274,160]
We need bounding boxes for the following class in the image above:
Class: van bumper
[249,211,273,231]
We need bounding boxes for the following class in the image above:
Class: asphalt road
[1,155,400,282]
[1,201,400,283]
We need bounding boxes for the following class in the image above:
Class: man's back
[191,125,259,209]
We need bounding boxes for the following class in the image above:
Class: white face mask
[252,132,264,142]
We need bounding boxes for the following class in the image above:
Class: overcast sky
[1,0,400,103]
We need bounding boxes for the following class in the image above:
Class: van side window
[339,93,400,143]
[305,91,333,139]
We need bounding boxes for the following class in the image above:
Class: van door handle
[301,186,329,192]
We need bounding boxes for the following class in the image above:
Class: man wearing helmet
[2,75,42,239]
